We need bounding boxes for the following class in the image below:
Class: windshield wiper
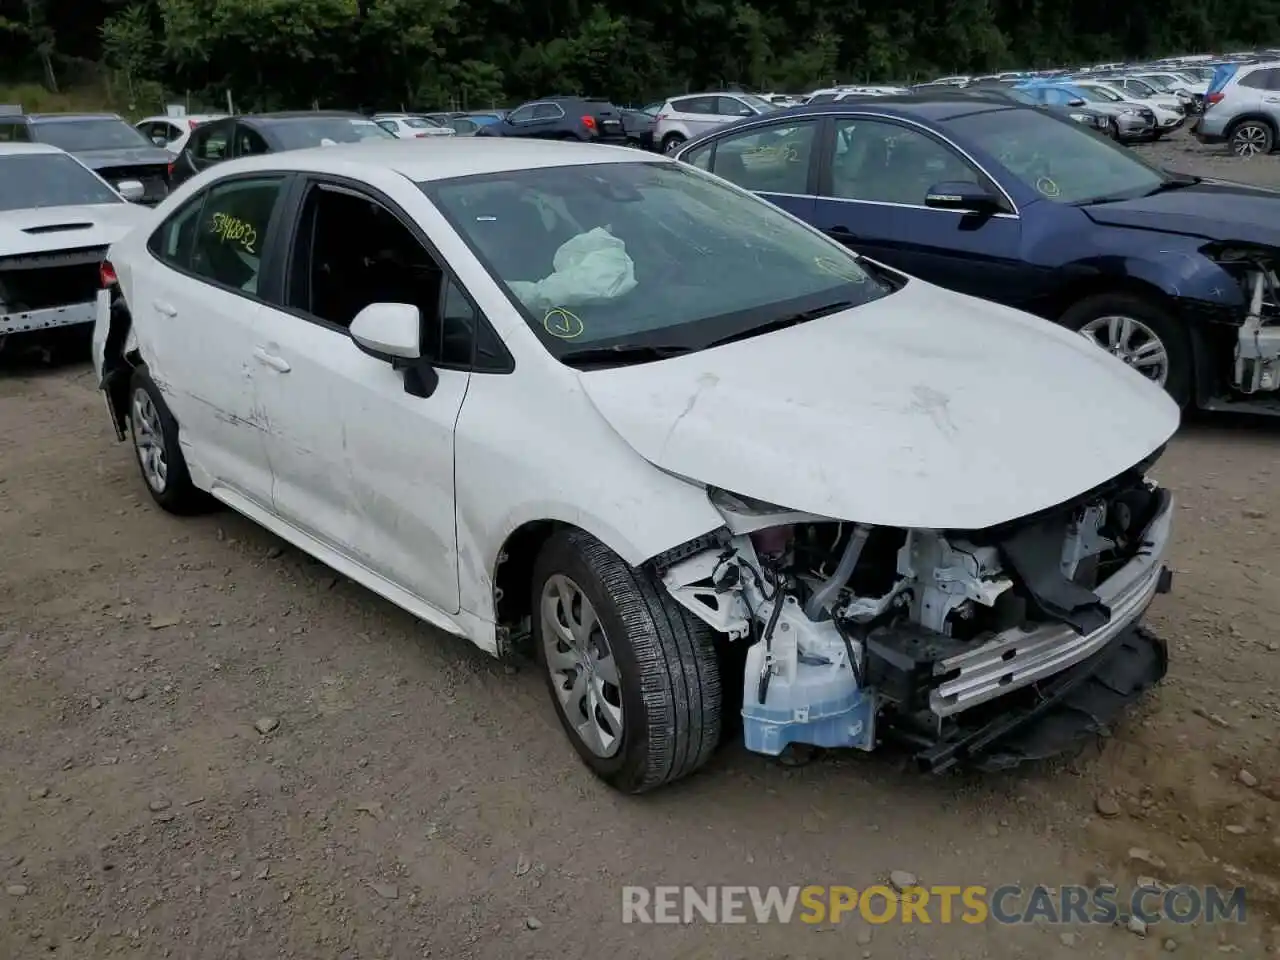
[1142,174,1201,196]
[705,300,855,349]
[558,343,694,367]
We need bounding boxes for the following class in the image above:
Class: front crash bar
[929,489,1174,717]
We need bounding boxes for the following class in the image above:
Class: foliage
[0,0,1274,111]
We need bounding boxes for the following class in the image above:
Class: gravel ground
[4,129,1280,959]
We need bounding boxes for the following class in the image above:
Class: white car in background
[371,113,455,139]
[1073,79,1187,135]
[0,142,153,357]
[92,139,1177,793]
[134,113,229,155]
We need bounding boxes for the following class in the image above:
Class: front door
[133,174,290,506]
[249,179,470,612]
[811,116,1028,305]
[679,117,821,223]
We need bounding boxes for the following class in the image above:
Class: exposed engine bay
[1208,246,1280,395]
[657,462,1174,772]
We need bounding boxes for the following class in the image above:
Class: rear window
[0,153,120,211]
[32,118,151,151]
[267,117,395,149]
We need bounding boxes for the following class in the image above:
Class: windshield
[1001,87,1038,105]
[1079,85,1121,102]
[270,117,395,149]
[943,107,1165,204]
[421,161,890,360]
[1137,75,1174,90]
[33,118,152,151]
[0,153,121,211]
[1126,78,1158,96]
[739,94,777,112]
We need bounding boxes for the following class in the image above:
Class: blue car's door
[809,114,1032,306]
[678,116,820,223]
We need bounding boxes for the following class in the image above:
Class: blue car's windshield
[942,107,1165,204]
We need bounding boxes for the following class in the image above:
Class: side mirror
[349,302,438,398]
[116,179,146,202]
[924,180,1000,213]
[151,135,169,147]
[350,302,421,360]
[1068,98,1087,107]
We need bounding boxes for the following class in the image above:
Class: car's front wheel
[662,134,686,155]
[531,528,722,793]
[128,366,212,514]
[1060,293,1191,409]
[1229,119,1274,157]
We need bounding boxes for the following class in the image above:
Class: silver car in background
[1194,61,1280,157]
[652,92,778,154]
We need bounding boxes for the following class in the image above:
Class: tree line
[0,0,1275,114]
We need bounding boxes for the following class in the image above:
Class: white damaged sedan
[92,138,1179,792]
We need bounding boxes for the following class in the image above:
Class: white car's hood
[578,280,1180,530]
[0,202,152,256]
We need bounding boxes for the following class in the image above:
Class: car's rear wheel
[531,528,722,793]
[662,133,686,155]
[129,366,213,514]
[1229,119,1274,157]
[1060,293,1192,409]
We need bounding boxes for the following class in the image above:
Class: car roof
[206,137,666,183]
[244,111,370,123]
[27,112,125,122]
[778,97,1016,122]
[137,113,226,123]
[0,141,65,157]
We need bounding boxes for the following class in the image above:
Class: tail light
[100,260,118,288]
[1206,92,1224,107]
[166,161,174,180]
[581,115,597,130]
[188,118,199,129]
[656,113,668,121]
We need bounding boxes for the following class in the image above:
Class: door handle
[253,347,290,372]
[827,226,859,241]
[152,300,177,317]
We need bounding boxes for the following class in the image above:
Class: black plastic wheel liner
[912,623,1168,774]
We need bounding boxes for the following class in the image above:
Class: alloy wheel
[1077,315,1169,387]
[131,387,169,493]
[1231,123,1269,158]
[540,573,624,758]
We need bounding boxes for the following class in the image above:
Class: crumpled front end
[1201,244,1280,397]
[654,458,1174,772]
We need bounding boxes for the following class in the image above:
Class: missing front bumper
[909,622,1168,774]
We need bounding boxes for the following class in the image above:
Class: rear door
[678,117,821,223]
[810,115,1026,303]
[131,173,292,506]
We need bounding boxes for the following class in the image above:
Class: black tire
[531,528,722,793]
[661,133,686,155]
[127,365,214,515]
[1228,118,1274,157]
[1059,292,1192,409]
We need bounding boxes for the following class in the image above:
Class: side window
[193,126,229,161]
[828,120,986,207]
[0,121,30,142]
[147,193,207,269]
[507,105,535,123]
[680,143,713,170]
[188,177,285,294]
[675,96,716,114]
[285,183,507,370]
[707,121,817,194]
[450,118,477,134]
[1043,89,1071,105]
[1240,69,1275,89]
[717,96,755,117]
[807,93,837,104]
[376,119,399,135]
[235,125,269,156]
[532,103,563,120]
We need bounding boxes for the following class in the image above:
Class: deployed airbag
[509,227,637,312]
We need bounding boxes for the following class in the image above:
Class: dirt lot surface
[5,129,1280,959]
